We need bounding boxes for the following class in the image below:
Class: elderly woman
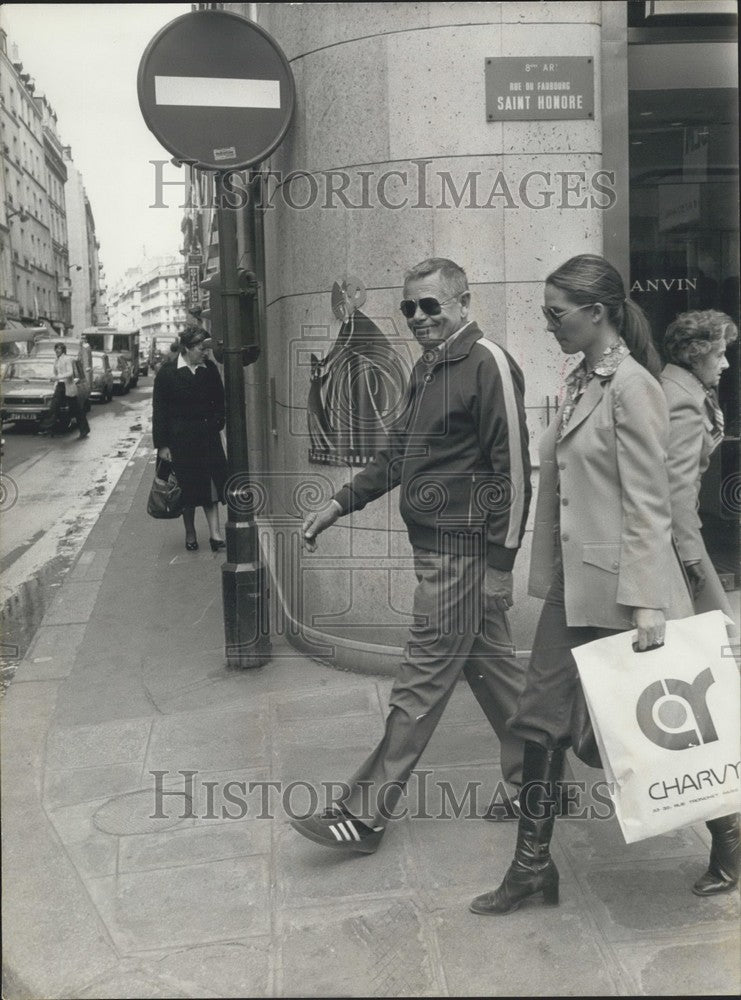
[470,254,696,917]
[152,326,227,552]
[661,309,739,897]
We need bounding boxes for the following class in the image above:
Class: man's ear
[460,290,472,313]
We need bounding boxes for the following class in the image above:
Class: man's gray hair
[404,258,469,297]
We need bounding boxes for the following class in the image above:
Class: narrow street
[0,380,153,686]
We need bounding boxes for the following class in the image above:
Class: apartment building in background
[1,29,67,329]
[108,254,187,355]
[63,145,107,332]
[1,28,105,333]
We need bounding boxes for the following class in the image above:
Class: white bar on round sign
[154,75,281,108]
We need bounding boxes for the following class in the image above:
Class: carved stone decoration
[308,277,408,466]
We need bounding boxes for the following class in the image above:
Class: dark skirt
[170,419,228,508]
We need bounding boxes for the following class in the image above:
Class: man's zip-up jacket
[333,322,532,571]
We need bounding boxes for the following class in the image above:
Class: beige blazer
[661,363,733,618]
[529,353,693,629]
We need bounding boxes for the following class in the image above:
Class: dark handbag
[147,459,183,519]
[570,680,603,769]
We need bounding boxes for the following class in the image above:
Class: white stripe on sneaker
[345,820,361,841]
[329,825,343,842]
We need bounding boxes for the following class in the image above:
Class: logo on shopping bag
[636,668,719,750]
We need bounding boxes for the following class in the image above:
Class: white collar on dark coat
[177,353,206,376]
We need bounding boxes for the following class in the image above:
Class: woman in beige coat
[471,254,695,917]
[660,309,739,898]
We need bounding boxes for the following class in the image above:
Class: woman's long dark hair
[546,254,661,378]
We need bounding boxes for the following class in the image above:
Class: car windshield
[2,360,56,380]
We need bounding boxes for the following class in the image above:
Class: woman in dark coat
[152,327,228,551]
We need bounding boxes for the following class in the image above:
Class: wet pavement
[0,554,74,693]
[0,385,153,692]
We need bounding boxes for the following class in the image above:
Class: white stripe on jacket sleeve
[476,339,527,549]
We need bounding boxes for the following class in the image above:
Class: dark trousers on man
[70,394,90,436]
[42,382,66,432]
[43,384,89,436]
[343,547,526,826]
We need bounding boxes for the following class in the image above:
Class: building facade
[39,95,71,330]
[139,256,187,346]
[108,254,187,356]
[108,265,143,332]
[185,2,738,670]
[63,146,107,332]
[0,30,68,329]
[1,29,106,334]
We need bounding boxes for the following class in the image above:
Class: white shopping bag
[572,610,740,844]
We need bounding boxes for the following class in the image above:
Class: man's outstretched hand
[302,500,342,551]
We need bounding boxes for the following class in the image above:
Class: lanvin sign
[630,277,698,293]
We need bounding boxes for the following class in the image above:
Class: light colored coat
[661,362,733,618]
[529,352,693,629]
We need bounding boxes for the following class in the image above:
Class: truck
[82,326,141,388]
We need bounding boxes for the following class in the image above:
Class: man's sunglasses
[541,303,593,327]
[400,294,459,319]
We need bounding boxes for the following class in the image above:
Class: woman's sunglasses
[541,302,593,327]
[400,294,459,319]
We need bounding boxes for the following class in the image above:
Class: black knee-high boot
[470,741,565,915]
[693,814,739,896]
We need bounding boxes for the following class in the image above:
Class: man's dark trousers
[343,546,526,826]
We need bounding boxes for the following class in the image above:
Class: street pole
[216,170,271,668]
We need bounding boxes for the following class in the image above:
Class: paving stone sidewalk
[2,446,739,998]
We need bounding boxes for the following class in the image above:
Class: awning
[0,325,55,345]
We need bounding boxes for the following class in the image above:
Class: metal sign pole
[216,170,270,668]
[138,8,294,669]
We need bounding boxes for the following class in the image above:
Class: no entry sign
[137,9,295,170]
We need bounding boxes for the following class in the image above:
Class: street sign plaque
[138,10,295,170]
[485,57,594,121]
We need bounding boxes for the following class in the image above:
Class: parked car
[90,351,114,403]
[1,324,52,379]
[1,356,90,431]
[110,353,133,394]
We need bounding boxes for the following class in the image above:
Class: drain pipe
[235,172,271,506]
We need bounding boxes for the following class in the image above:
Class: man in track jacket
[292,257,532,852]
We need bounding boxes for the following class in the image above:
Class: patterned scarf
[704,387,725,452]
[557,340,629,442]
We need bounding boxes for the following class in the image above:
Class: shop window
[629,11,739,582]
